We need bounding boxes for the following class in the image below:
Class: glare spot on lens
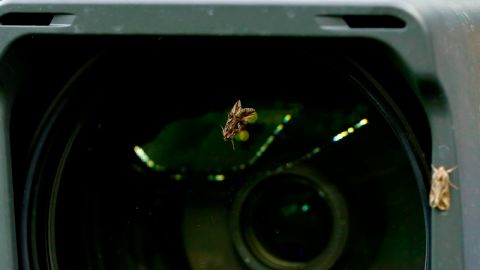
[259,145,268,153]
[172,174,183,181]
[248,114,292,166]
[301,204,310,212]
[133,145,165,171]
[146,159,155,168]
[354,118,369,128]
[208,174,225,181]
[333,133,345,142]
[236,130,250,141]
[134,145,149,162]
[283,114,292,123]
[273,124,284,135]
[333,117,369,142]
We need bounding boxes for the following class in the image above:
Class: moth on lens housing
[429,165,458,211]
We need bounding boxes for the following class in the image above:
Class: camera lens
[234,169,348,270]
[15,37,429,270]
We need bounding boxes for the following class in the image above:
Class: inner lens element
[243,175,333,262]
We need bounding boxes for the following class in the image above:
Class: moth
[429,165,458,211]
[221,100,256,149]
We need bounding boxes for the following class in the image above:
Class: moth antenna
[447,166,458,173]
[431,164,438,173]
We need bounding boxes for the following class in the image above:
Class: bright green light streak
[283,114,292,123]
[208,174,225,181]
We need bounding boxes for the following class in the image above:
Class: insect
[429,165,458,211]
[221,100,256,149]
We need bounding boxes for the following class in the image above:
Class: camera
[1,1,478,270]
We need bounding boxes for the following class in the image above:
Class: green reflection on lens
[280,204,298,217]
[208,174,225,181]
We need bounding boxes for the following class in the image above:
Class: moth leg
[231,139,235,150]
[448,179,459,189]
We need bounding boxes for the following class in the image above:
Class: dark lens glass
[19,37,428,270]
[243,175,333,262]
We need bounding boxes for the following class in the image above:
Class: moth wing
[434,173,451,211]
[438,186,451,211]
[230,100,242,117]
[240,107,256,115]
[430,168,445,209]
[238,108,257,124]
[429,177,444,209]
[429,188,439,208]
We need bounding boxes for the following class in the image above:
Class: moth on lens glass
[222,100,256,149]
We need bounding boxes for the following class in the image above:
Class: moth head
[222,126,234,141]
[432,165,457,174]
[224,131,235,141]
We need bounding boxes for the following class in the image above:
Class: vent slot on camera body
[0,13,75,26]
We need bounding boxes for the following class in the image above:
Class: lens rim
[230,166,349,270]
